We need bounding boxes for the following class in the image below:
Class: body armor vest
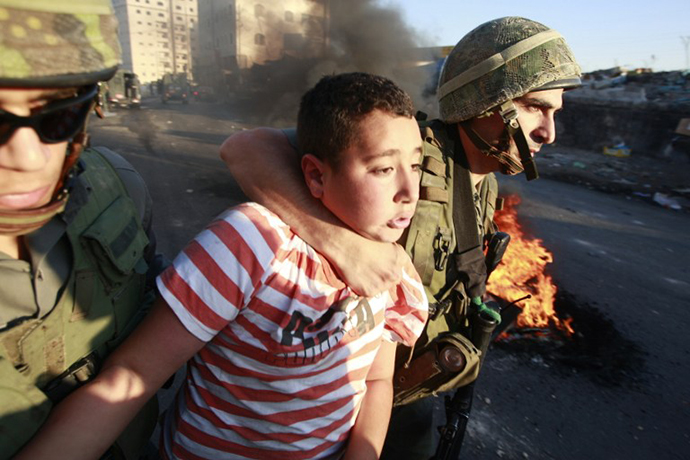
[0,148,157,459]
[394,120,499,406]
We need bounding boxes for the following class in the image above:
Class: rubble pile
[538,144,690,212]
[569,67,690,106]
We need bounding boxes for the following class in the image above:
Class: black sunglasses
[0,84,98,145]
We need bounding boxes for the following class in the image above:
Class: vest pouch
[81,196,149,292]
[78,194,150,353]
[423,277,471,346]
[0,356,53,458]
[393,332,480,407]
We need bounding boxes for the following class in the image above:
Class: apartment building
[112,0,199,83]
[196,0,328,91]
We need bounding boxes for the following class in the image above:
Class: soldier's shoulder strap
[404,119,454,295]
[419,119,484,255]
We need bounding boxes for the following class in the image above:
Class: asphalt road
[90,97,250,257]
[89,98,690,460]
[462,176,690,460]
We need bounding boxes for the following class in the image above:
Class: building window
[254,33,265,45]
[255,4,265,17]
[285,11,293,22]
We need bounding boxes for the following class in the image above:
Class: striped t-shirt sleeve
[157,203,285,342]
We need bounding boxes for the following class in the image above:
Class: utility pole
[682,36,690,70]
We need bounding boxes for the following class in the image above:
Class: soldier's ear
[301,153,325,199]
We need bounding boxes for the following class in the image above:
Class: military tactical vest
[0,148,158,459]
[394,120,499,406]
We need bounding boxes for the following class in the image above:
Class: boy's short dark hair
[297,72,415,167]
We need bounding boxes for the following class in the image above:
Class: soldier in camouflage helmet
[215,15,581,460]
[0,1,161,458]
[437,16,581,181]
[379,17,581,459]
[377,16,581,459]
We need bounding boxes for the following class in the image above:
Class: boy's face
[0,88,73,213]
[303,109,422,243]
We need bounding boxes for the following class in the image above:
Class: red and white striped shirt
[157,203,427,460]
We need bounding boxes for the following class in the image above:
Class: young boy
[17,72,427,460]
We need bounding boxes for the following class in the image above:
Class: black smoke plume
[229,0,442,126]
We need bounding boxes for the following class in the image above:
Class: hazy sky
[385,0,690,72]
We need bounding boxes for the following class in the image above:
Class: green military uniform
[380,17,582,458]
[0,148,159,460]
[381,119,499,460]
[0,1,164,458]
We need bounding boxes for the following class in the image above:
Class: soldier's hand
[329,240,403,297]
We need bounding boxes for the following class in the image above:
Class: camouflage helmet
[438,17,581,123]
[0,0,121,87]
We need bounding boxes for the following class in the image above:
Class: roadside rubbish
[652,192,682,210]
[603,142,631,157]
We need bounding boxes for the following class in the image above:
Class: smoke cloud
[231,0,442,126]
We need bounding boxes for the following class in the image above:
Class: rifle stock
[433,383,474,460]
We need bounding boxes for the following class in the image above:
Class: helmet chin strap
[0,132,89,236]
[459,101,540,181]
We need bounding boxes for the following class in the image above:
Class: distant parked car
[161,73,190,104]
[105,69,141,108]
[162,84,189,104]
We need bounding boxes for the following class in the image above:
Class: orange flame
[487,195,573,334]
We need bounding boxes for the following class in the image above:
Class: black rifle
[432,232,511,460]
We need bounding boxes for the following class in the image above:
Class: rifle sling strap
[449,129,481,254]
[449,126,488,300]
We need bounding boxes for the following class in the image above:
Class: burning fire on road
[486,194,645,387]
[487,194,573,336]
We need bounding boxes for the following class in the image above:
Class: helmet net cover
[438,16,581,124]
[0,0,121,87]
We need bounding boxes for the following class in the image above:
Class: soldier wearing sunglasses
[0,1,162,458]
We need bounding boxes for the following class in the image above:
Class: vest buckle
[434,229,452,271]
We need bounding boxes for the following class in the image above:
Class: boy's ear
[301,153,326,199]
